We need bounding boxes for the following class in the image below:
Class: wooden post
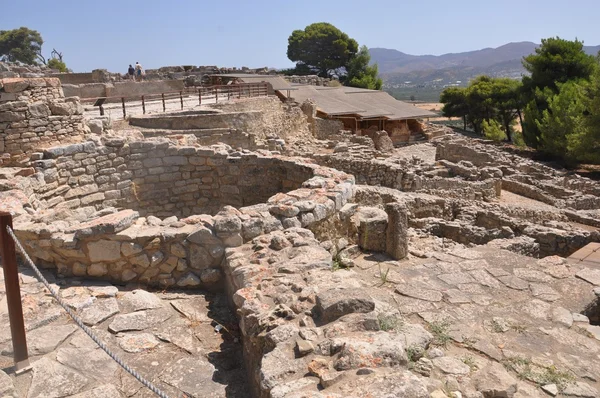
[162,93,166,112]
[198,89,202,106]
[0,212,30,371]
[238,85,241,99]
[99,105,104,116]
[180,91,184,110]
[141,96,146,114]
[121,97,126,119]
[215,87,218,103]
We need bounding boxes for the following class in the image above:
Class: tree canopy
[0,27,44,65]
[287,23,358,78]
[440,76,524,141]
[521,37,597,148]
[345,46,383,90]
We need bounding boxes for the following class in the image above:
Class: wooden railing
[82,82,270,118]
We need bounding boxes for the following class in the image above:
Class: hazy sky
[2,0,599,73]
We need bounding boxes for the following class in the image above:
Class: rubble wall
[0,77,86,165]
[208,97,310,140]
[14,140,355,288]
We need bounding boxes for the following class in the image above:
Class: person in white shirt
[135,62,144,82]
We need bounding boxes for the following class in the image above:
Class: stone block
[356,207,388,252]
[385,203,408,260]
[87,240,122,262]
[316,289,375,323]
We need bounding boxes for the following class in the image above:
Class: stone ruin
[1,76,600,398]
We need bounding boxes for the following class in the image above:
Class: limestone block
[87,240,121,262]
[354,207,387,252]
[88,263,108,277]
[385,203,408,260]
[28,102,51,118]
[121,242,143,257]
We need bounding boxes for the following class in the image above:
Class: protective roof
[278,85,437,120]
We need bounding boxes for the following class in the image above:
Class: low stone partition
[0,77,86,165]
[62,80,185,101]
[313,152,500,201]
[10,140,355,288]
[435,135,600,211]
[129,110,263,132]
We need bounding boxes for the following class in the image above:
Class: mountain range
[370,42,600,86]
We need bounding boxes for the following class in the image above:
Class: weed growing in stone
[406,345,424,362]
[502,357,574,390]
[461,355,479,371]
[377,313,402,331]
[378,264,390,286]
[429,320,452,347]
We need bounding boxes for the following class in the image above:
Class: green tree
[482,119,507,142]
[440,76,523,139]
[47,58,67,72]
[0,27,44,65]
[566,66,600,163]
[489,78,524,141]
[440,86,469,130]
[345,46,383,90]
[521,37,597,147]
[536,81,587,162]
[287,22,358,78]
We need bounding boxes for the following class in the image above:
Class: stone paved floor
[0,267,249,398]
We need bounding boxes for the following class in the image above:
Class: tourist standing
[135,62,144,82]
[128,64,135,80]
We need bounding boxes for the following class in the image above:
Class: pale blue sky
[2,0,599,73]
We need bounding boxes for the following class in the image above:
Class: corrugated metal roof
[210,74,296,91]
[278,85,437,120]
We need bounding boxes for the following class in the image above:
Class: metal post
[180,91,184,110]
[0,212,30,371]
[141,96,145,114]
[121,97,126,119]
[162,93,166,112]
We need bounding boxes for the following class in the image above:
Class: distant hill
[371,42,600,86]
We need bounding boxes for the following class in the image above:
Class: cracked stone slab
[117,332,160,353]
[438,272,476,285]
[2,324,76,356]
[28,356,89,398]
[497,275,529,290]
[395,284,442,302]
[469,269,502,288]
[576,268,600,286]
[160,356,223,398]
[0,369,16,398]
[108,309,172,333]
[56,346,119,381]
[80,298,120,326]
[529,283,561,302]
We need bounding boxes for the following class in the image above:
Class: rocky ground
[0,267,249,398]
[223,227,600,398]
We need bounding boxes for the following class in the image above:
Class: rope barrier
[5,225,170,398]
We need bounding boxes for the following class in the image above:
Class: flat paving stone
[108,308,172,333]
[396,284,443,302]
[80,298,120,326]
[576,268,600,286]
[28,356,89,398]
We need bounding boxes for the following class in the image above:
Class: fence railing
[81,82,269,119]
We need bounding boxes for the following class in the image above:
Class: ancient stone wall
[313,152,500,201]
[0,77,86,165]
[208,97,310,140]
[11,140,355,287]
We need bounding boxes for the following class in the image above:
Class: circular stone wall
[12,138,354,289]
